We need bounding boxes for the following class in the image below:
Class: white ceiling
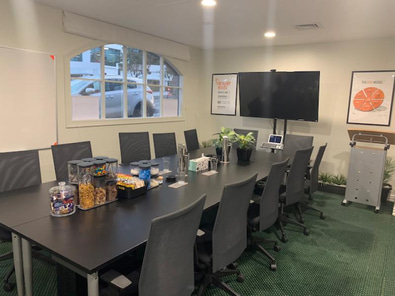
[30,0,395,49]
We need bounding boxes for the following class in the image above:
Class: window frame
[65,42,185,128]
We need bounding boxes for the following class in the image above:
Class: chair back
[212,173,258,272]
[51,141,92,182]
[259,158,289,231]
[139,194,206,296]
[153,133,177,158]
[283,134,313,159]
[308,144,327,195]
[0,149,42,241]
[184,129,200,151]
[0,149,41,192]
[119,132,151,164]
[233,128,259,148]
[285,146,314,206]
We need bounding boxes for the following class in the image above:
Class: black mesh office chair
[248,158,289,271]
[278,146,313,243]
[153,132,177,158]
[283,134,313,159]
[303,144,327,219]
[184,129,200,151]
[100,194,206,296]
[51,141,92,182]
[119,132,151,164]
[196,173,258,296]
[0,150,51,292]
[233,128,259,149]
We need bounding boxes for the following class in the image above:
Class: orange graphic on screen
[353,87,384,111]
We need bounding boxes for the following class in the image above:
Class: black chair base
[279,203,310,243]
[301,201,326,219]
[197,267,243,296]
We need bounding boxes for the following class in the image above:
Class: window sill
[66,116,185,128]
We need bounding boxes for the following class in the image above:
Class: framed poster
[347,71,395,126]
[211,73,238,116]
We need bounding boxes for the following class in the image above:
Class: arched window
[69,44,182,121]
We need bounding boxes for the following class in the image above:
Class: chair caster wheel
[374,209,380,213]
[3,282,15,292]
[341,201,348,206]
[320,213,326,219]
[228,262,238,269]
[236,275,244,282]
[281,236,288,243]
[303,228,310,235]
[273,244,281,252]
[270,263,277,271]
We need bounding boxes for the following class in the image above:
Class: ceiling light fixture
[201,0,217,7]
[264,31,276,38]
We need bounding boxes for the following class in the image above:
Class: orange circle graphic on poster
[353,87,385,111]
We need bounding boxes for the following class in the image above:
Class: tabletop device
[260,134,284,150]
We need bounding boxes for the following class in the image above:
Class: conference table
[0,147,286,296]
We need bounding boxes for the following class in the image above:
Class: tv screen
[239,71,320,122]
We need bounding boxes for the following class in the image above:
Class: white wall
[2,0,395,187]
[0,0,203,182]
[198,39,395,186]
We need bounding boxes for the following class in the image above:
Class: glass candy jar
[139,163,151,187]
[106,180,118,201]
[150,162,160,176]
[49,182,76,217]
[130,162,140,176]
[93,175,107,205]
[68,160,82,184]
[106,158,118,181]
[92,160,107,177]
[78,161,94,210]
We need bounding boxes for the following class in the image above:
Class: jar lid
[139,160,151,165]
[68,160,83,165]
[130,162,140,166]
[77,161,93,168]
[106,158,118,163]
[151,162,159,167]
[93,160,106,165]
[81,158,95,162]
[94,156,109,160]
[139,163,151,169]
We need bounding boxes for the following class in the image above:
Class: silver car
[71,77,155,118]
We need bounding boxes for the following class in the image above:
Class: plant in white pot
[234,132,256,162]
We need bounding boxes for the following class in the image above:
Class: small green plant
[234,132,256,150]
[212,127,236,148]
[331,174,347,186]
[318,172,333,184]
[383,157,395,184]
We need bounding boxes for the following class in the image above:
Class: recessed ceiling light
[264,31,276,38]
[201,0,217,7]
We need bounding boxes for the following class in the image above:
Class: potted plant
[212,127,236,159]
[318,172,347,195]
[382,157,394,204]
[234,131,256,162]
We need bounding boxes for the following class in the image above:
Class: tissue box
[189,157,210,172]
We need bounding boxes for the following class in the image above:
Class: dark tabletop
[2,148,286,274]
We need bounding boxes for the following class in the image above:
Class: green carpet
[1,192,394,296]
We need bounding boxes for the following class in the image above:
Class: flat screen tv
[239,71,320,122]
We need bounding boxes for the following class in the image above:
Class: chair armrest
[100,270,132,290]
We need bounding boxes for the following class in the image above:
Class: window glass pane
[90,47,101,63]
[147,52,160,85]
[71,53,82,62]
[71,79,101,120]
[70,48,101,78]
[104,82,124,119]
[104,44,123,81]
[162,86,180,117]
[149,84,160,117]
[164,61,180,87]
[126,47,143,79]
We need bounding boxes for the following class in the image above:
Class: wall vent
[295,23,321,30]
